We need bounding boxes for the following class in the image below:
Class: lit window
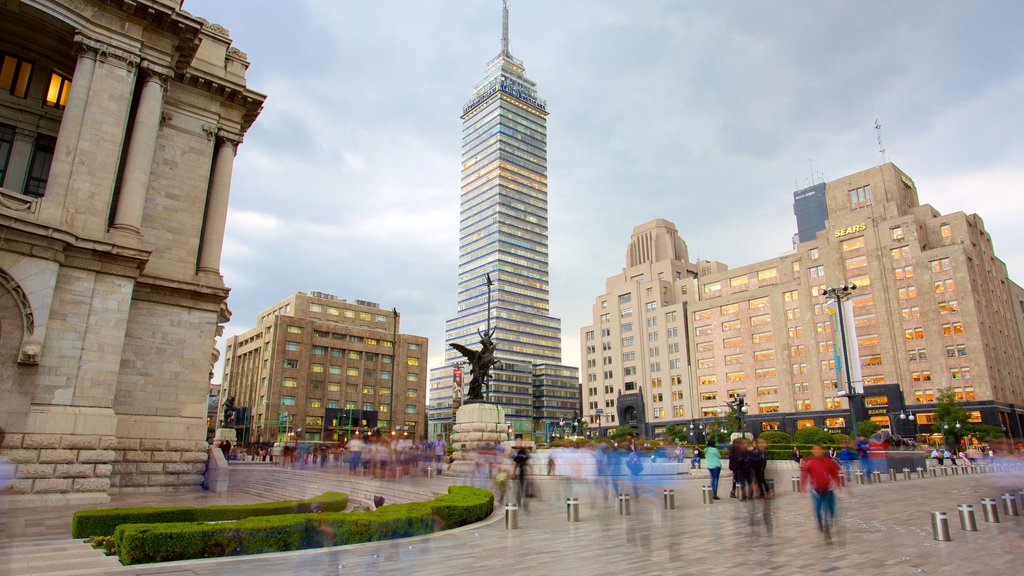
[0,53,33,98]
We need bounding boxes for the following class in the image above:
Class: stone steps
[0,537,122,575]
[227,465,444,509]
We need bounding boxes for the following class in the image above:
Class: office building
[582,163,1024,441]
[429,2,579,439]
[0,0,264,505]
[221,293,428,444]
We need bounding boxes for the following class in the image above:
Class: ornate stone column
[43,37,99,202]
[110,63,169,234]
[2,129,36,194]
[197,134,238,274]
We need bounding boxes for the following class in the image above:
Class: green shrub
[794,427,833,446]
[73,492,348,538]
[830,433,852,446]
[114,486,492,565]
[756,431,792,445]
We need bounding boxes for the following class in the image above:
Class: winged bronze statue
[450,327,500,403]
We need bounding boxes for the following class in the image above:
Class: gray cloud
[182,0,1024,376]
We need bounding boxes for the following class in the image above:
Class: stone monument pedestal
[213,428,237,443]
[448,402,507,476]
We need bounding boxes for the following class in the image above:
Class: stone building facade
[221,293,428,444]
[0,0,264,505]
[581,163,1024,441]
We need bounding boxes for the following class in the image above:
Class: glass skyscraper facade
[444,9,561,366]
[430,3,579,439]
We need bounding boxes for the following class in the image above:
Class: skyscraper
[430,2,579,439]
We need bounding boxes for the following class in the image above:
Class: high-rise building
[793,182,828,244]
[221,292,428,445]
[582,163,1024,442]
[429,2,579,439]
[0,0,264,505]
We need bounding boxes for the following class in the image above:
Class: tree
[664,424,687,443]
[934,388,970,449]
[856,420,880,439]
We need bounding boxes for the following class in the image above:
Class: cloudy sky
[183,0,1024,381]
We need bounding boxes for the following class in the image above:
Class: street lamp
[821,283,860,436]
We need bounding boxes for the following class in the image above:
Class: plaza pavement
[1,465,1021,576]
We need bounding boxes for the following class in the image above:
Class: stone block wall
[0,405,117,503]
[108,434,209,492]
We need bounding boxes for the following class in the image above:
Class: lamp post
[821,283,860,437]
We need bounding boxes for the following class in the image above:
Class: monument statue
[450,328,500,403]
[221,395,236,428]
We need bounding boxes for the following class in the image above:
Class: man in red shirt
[800,444,841,542]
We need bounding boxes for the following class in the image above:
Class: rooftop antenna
[808,158,815,185]
[501,0,510,56]
[874,118,887,164]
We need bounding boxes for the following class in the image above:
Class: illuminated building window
[0,53,33,98]
[940,223,952,245]
[842,237,865,252]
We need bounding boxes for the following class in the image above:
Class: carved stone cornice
[73,34,140,71]
[133,275,229,313]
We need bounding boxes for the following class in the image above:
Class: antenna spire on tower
[501,0,510,56]
[875,118,887,164]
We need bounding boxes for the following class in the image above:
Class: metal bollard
[1001,493,1020,517]
[427,466,435,479]
[941,466,949,476]
[903,468,911,481]
[766,479,775,495]
[566,497,580,522]
[916,467,924,479]
[981,498,1000,523]
[952,465,959,475]
[957,504,978,531]
[1019,489,1024,510]
[505,503,518,530]
[702,486,714,504]
[855,471,865,485]
[872,470,881,483]
[929,467,937,478]
[889,469,898,481]
[618,493,631,516]
[791,476,801,493]
[663,489,675,510]
[931,511,951,541]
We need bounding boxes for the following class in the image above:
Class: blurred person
[690,445,702,469]
[705,441,722,499]
[751,438,770,498]
[729,438,752,500]
[347,435,364,474]
[513,446,530,510]
[838,442,857,478]
[0,427,13,488]
[800,444,841,542]
[625,436,644,497]
[433,434,447,469]
[856,435,872,479]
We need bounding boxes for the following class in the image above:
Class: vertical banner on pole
[842,299,863,394]
[829,298,863,396]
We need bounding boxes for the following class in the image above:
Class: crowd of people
[220,433,451,480]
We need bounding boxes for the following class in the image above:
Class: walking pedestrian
[800,444,841,543]
[705,441,722,499]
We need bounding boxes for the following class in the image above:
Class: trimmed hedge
[114,486,493,565]
[72,492,348,539]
